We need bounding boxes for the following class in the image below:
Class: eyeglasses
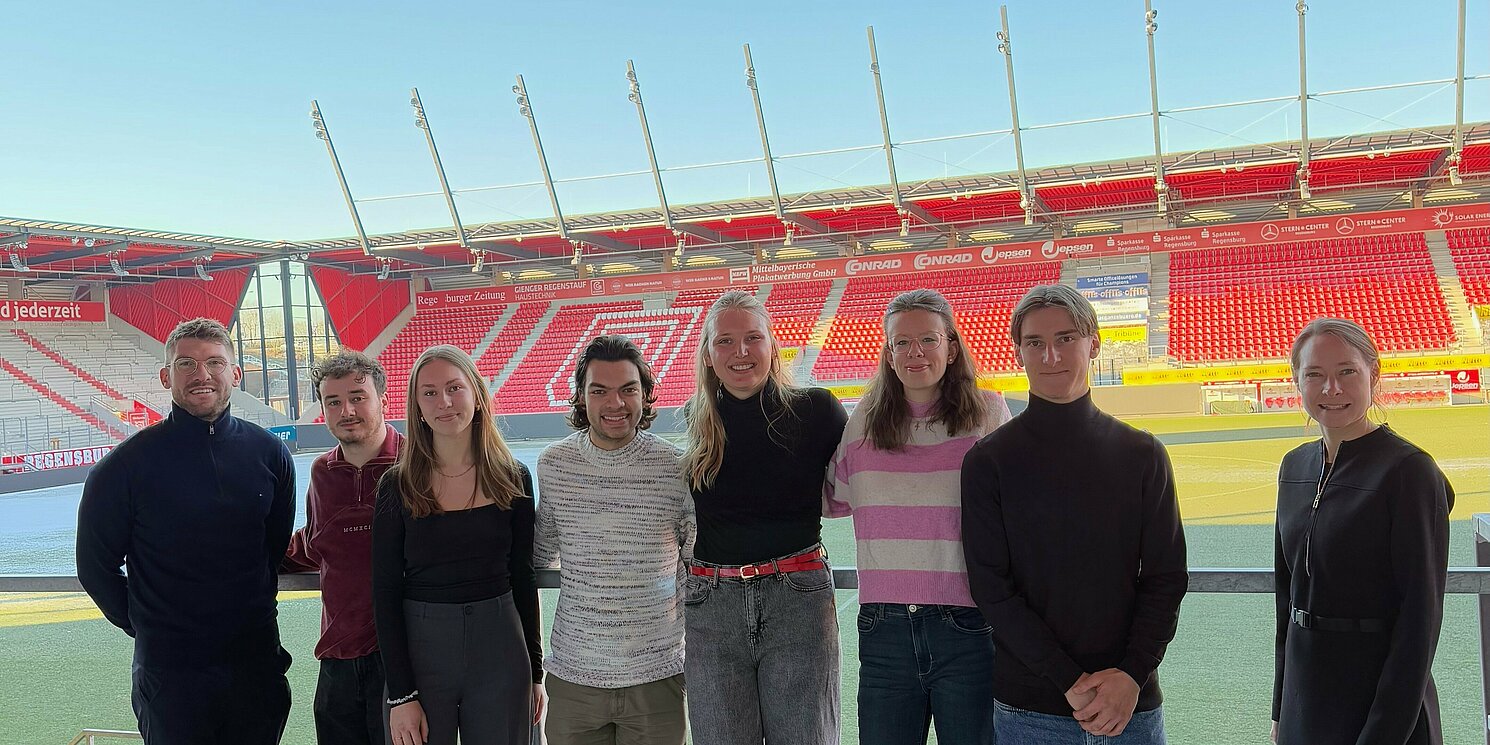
[887,333,949,355]
[173,358,230,375]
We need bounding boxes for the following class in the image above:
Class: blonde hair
[1008,284,1099,345]
[859,289,990,451]
[1289,317,1387,423]
[682,291,802,490]
[393,344,525,518]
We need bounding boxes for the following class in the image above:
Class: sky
[3,0,1486,242]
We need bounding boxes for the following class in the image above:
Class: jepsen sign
[0,300,106,323]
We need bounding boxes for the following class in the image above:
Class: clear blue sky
[3,0,1485,241]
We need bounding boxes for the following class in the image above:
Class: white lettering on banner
[19,446,113,472]
[0,300,101,322]
[913,252,972,270]
[844,258,903,276]
[981,246,1033,264]
[1041,241,1096,260]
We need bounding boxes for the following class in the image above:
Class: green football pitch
[4,405,1486,744]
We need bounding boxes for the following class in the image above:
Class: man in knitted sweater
[535,335,696,745]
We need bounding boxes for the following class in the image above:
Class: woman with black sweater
[372,345,544,745]
[681,290,849,745]
[1273,319,1453,745]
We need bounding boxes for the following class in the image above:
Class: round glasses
[887,333,948,356]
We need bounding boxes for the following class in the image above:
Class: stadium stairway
[798,279,847,382]
[487,302,560,393]
[1426,231,1480,349]
[471,303,521,365]
[1147,252,1171,361]
[9,329,130,401]
[0,358,125,441]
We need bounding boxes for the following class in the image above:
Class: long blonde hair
[393,344,525,518]
[682,290,802,490]
[859,289,990,451]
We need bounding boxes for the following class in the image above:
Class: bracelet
[387,690,419,707]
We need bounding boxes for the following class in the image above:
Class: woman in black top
[373,345,544,745]
[680,290,849,745]
[1273,318,1453,745]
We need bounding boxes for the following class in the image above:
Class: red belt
[689,547,826,579]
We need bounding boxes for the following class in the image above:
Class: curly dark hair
[311,349,387,401]
[568,335,658,432]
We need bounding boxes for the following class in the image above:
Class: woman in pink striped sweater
[825,288,1012,745]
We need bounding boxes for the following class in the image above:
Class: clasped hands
[1064,669,1140,737]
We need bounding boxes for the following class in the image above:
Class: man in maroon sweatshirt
[284,350,404,745]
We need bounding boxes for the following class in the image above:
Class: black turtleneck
[691,383,847,565]
[76,404,296,668]
[960,392,1188,716]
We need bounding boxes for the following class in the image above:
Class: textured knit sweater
[825,393,1011,605]
[534,430,695,688]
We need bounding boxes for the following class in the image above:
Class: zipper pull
[209,423,215,435]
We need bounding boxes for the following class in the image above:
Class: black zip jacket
[1274,425,1452,745]
[76,404,296,668]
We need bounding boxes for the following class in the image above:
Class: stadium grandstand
[2,123,1488,462]
[3,5,1490,741]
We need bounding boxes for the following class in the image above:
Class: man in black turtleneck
[961,285,1187,744]
[77,318,296,745]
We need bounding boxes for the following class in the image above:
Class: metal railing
[6,515,1490,744]
[66,731,141,745]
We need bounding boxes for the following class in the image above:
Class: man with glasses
[78,317,297,745]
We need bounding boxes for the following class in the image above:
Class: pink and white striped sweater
[824,393,1012,606]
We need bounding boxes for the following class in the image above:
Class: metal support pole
[1296,1,1311,200]
[279,260,299,421]
[744,43,788,226]
[627,60,674,234]
[1478,514,1490,745]
[309,101,373,256]
[513,75,575,255]
[1144,1,1167,218]
[868,27,905,214]
[997,7,1036,226]
[1450,0,1467,185]
[410,88,471,253]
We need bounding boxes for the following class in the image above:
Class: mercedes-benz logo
[1260,224,1280,241]
[1335,217,1355,235]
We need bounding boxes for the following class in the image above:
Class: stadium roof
[2,122,1488,289]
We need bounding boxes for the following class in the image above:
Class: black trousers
[131,646,292,745]
[316,652,387,745]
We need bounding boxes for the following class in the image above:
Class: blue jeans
[683,555,840,745]
[857,603,995,745]
[993,700,1166,745]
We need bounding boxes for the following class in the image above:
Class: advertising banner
[415,203,1490,313]
[2,445,115,472]
[0,300,106,323]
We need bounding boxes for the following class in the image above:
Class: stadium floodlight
[376,259,391,281]
[194,261,213,282]
[782,226,794,247]
[7,251,27,272]
[108,252,128,277]
[470,251,485,274]
[570,242,583,266]
[674,235,686,258]
[83,237,96,248]
[899,217,911,238]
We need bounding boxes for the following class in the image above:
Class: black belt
[1291,607,1389,633]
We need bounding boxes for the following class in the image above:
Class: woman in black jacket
[1272,318,1453,745]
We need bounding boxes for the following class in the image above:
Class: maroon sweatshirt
[283,425,403,660]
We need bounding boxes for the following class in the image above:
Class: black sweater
[1273,426,1452,745]
[692,384,847,565]
[372,465,543,701]
[75,404,296,668]
[961,392,1188,716]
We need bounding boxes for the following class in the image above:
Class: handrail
[66,730,142,745]
[5,568,1490,594]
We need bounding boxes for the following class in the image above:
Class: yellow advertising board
[1476,305,1490,320]
[823,374,1029,401]
[1099,325,1148,343]
[1124,354,1490,386]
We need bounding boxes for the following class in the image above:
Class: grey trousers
[387,593,531,745]
[683,558,841,745]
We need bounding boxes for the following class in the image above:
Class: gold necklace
[436,462,476,479]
